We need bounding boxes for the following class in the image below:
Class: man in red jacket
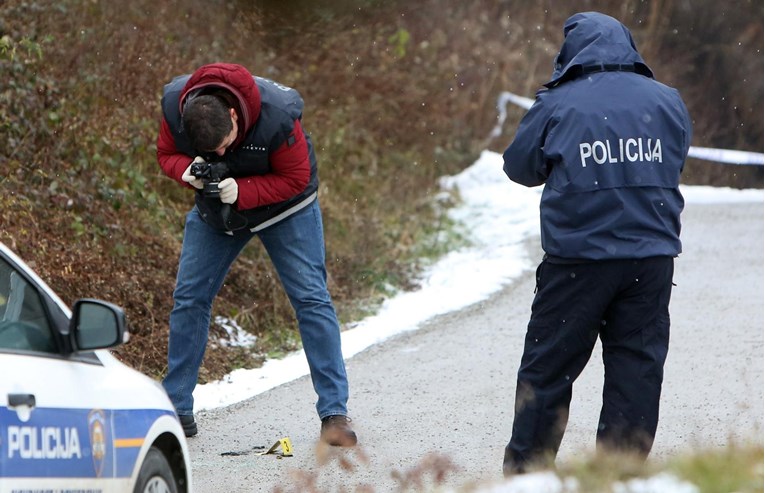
[157,63,356,446]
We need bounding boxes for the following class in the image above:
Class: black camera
[190,161,230,198]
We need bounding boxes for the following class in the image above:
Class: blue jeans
[162,199,349,420]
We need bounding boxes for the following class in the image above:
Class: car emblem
[88,409,107,478]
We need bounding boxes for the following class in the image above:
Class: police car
[0,241,192,493]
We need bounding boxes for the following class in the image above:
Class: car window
[0,257,56,353]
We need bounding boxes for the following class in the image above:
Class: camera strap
[221,204,248,232]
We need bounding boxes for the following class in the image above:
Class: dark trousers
[504,256,674,475]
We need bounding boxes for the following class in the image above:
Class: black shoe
[320,415,357,447]
[179,414,197,437]
[503,445,526,477]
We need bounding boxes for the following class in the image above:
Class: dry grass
[269,441,763,493]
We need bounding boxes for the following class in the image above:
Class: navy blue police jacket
[503,12,692,260]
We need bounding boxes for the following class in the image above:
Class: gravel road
[187,200,763,492]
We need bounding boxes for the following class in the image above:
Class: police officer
[501,12,692,474]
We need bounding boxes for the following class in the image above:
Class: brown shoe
[320,415,358,447]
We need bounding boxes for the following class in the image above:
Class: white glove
[218,178,239,204]
[181,157,205,190]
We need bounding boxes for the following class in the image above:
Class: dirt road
[187,200,763,492]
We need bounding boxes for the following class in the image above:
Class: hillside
[0,0,762,382]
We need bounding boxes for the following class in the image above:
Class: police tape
[492,91,764,166]
[686,146,763,166]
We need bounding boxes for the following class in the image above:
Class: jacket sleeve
[676,90,693,172]
[234,119,311,210]
[157,118,194,187]
[502,94,556,187]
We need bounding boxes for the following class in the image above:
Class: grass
[668,443,764,493]
[272,441,763,493]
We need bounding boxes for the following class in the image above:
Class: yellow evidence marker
[258,437,293,458]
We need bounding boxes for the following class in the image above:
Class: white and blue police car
[0,241,192,493]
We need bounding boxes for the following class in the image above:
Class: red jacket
[157,63,312,211]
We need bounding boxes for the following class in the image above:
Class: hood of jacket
[179,63,261,148]
[545,11,653,88]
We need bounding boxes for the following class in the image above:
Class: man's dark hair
[182,94,233,152]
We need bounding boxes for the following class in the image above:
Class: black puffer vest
[161,76,319,233]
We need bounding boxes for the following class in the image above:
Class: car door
[0,254,120,488]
